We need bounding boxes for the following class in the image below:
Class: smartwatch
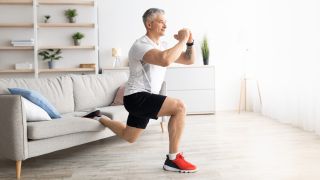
[186,40,194,46]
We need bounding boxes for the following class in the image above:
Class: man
[94,8,197,173]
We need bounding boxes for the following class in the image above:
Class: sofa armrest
[0,95,28,161]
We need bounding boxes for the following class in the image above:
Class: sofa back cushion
[71,72,129,111]
[0,76,74,114]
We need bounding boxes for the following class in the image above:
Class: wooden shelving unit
[0,0,98,76]
[39,68,95,73]
[0,0,32,5]
[38,0,94,6]
[0,46,33,50]
[0,23,33,28]
[0,69,34,73]
[38,45,95,50]
[38,23,95,28]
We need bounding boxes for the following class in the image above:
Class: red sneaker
[163,153,198,173]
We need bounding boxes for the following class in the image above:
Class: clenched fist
[174,28,190,43]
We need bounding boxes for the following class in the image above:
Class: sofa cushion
[98,105,128,123]
[111,83,125,106]
[0,84,9,94]
[22,97,52,122]
[0,76,74,114]
[27,117,106,140]
[62,111,89,118]
[9,88,61,119]
[71,72,128,111]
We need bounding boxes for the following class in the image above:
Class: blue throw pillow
[8,88,61,119]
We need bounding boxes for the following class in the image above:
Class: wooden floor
[2,112,320,180]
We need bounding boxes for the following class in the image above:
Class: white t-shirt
[124,35,167,96]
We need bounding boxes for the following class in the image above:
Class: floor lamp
[238,77,263,113]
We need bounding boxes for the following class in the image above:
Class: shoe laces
[176,152,185,160]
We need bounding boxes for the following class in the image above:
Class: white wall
[250,0,320,133]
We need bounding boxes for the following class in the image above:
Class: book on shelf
[15,63,33,70]
[11,39,34,47]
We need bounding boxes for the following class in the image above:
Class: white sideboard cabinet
[164,65,215,114]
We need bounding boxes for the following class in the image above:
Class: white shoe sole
[163,165,198,173]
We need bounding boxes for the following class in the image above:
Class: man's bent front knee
[174,99,186,115]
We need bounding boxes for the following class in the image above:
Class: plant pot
[48,61,56,69]
[74,39,81,46]
[203,58,209,65]
[68,17,76,23]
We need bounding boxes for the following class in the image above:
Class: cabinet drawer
[165,66,214,90]
[167,90,215,114]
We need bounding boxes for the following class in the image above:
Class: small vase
[112,57,121,68]
[203,58,209,65]
[48,61,56,69]
[68,17,76,23]
[74,39,81,46]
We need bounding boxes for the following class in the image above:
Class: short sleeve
[131,41,154,62]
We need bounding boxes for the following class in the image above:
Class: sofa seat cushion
[62,111,89,118]
[98,105,128,123]
[27,117,105,140]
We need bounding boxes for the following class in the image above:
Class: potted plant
[38,49,62,69]
[65,9,77,23]
[201,36,210,65]
[44,15,51,23]
[72,32,84,46]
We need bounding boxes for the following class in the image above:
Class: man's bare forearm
[185,46,193,59]
[161,40,186,65]
[184,46,196,63]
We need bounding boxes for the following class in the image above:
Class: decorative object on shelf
[15,63,33,70]
[79,63,95,68]
[11,39,34,47]
[65,9,78,23]
[38,49,62,69]
[44,15,51,23]
[72,32,84,46]
[201,36,210,65]
[112,48,121,68]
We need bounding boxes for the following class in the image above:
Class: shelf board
[0,0,32,5]
[0,69,34,73]
[0,46,34,50]
[103,67,129,70]
[38,0,94,6]
[39,68,95,73]
[38,23,94,28]
[0,23,33,28]
[38,45,95,50]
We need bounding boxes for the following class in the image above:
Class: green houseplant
[72,32,84,46]
[201,36,210,65]
[65,9,77,23]
[38,49,62,69]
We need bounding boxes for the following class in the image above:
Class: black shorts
[123,92,167,129]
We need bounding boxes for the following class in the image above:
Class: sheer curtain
[249,0,320,134]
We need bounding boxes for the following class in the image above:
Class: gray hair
[142,8,165,26]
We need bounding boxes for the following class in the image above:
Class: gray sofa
[0,71,166,179]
